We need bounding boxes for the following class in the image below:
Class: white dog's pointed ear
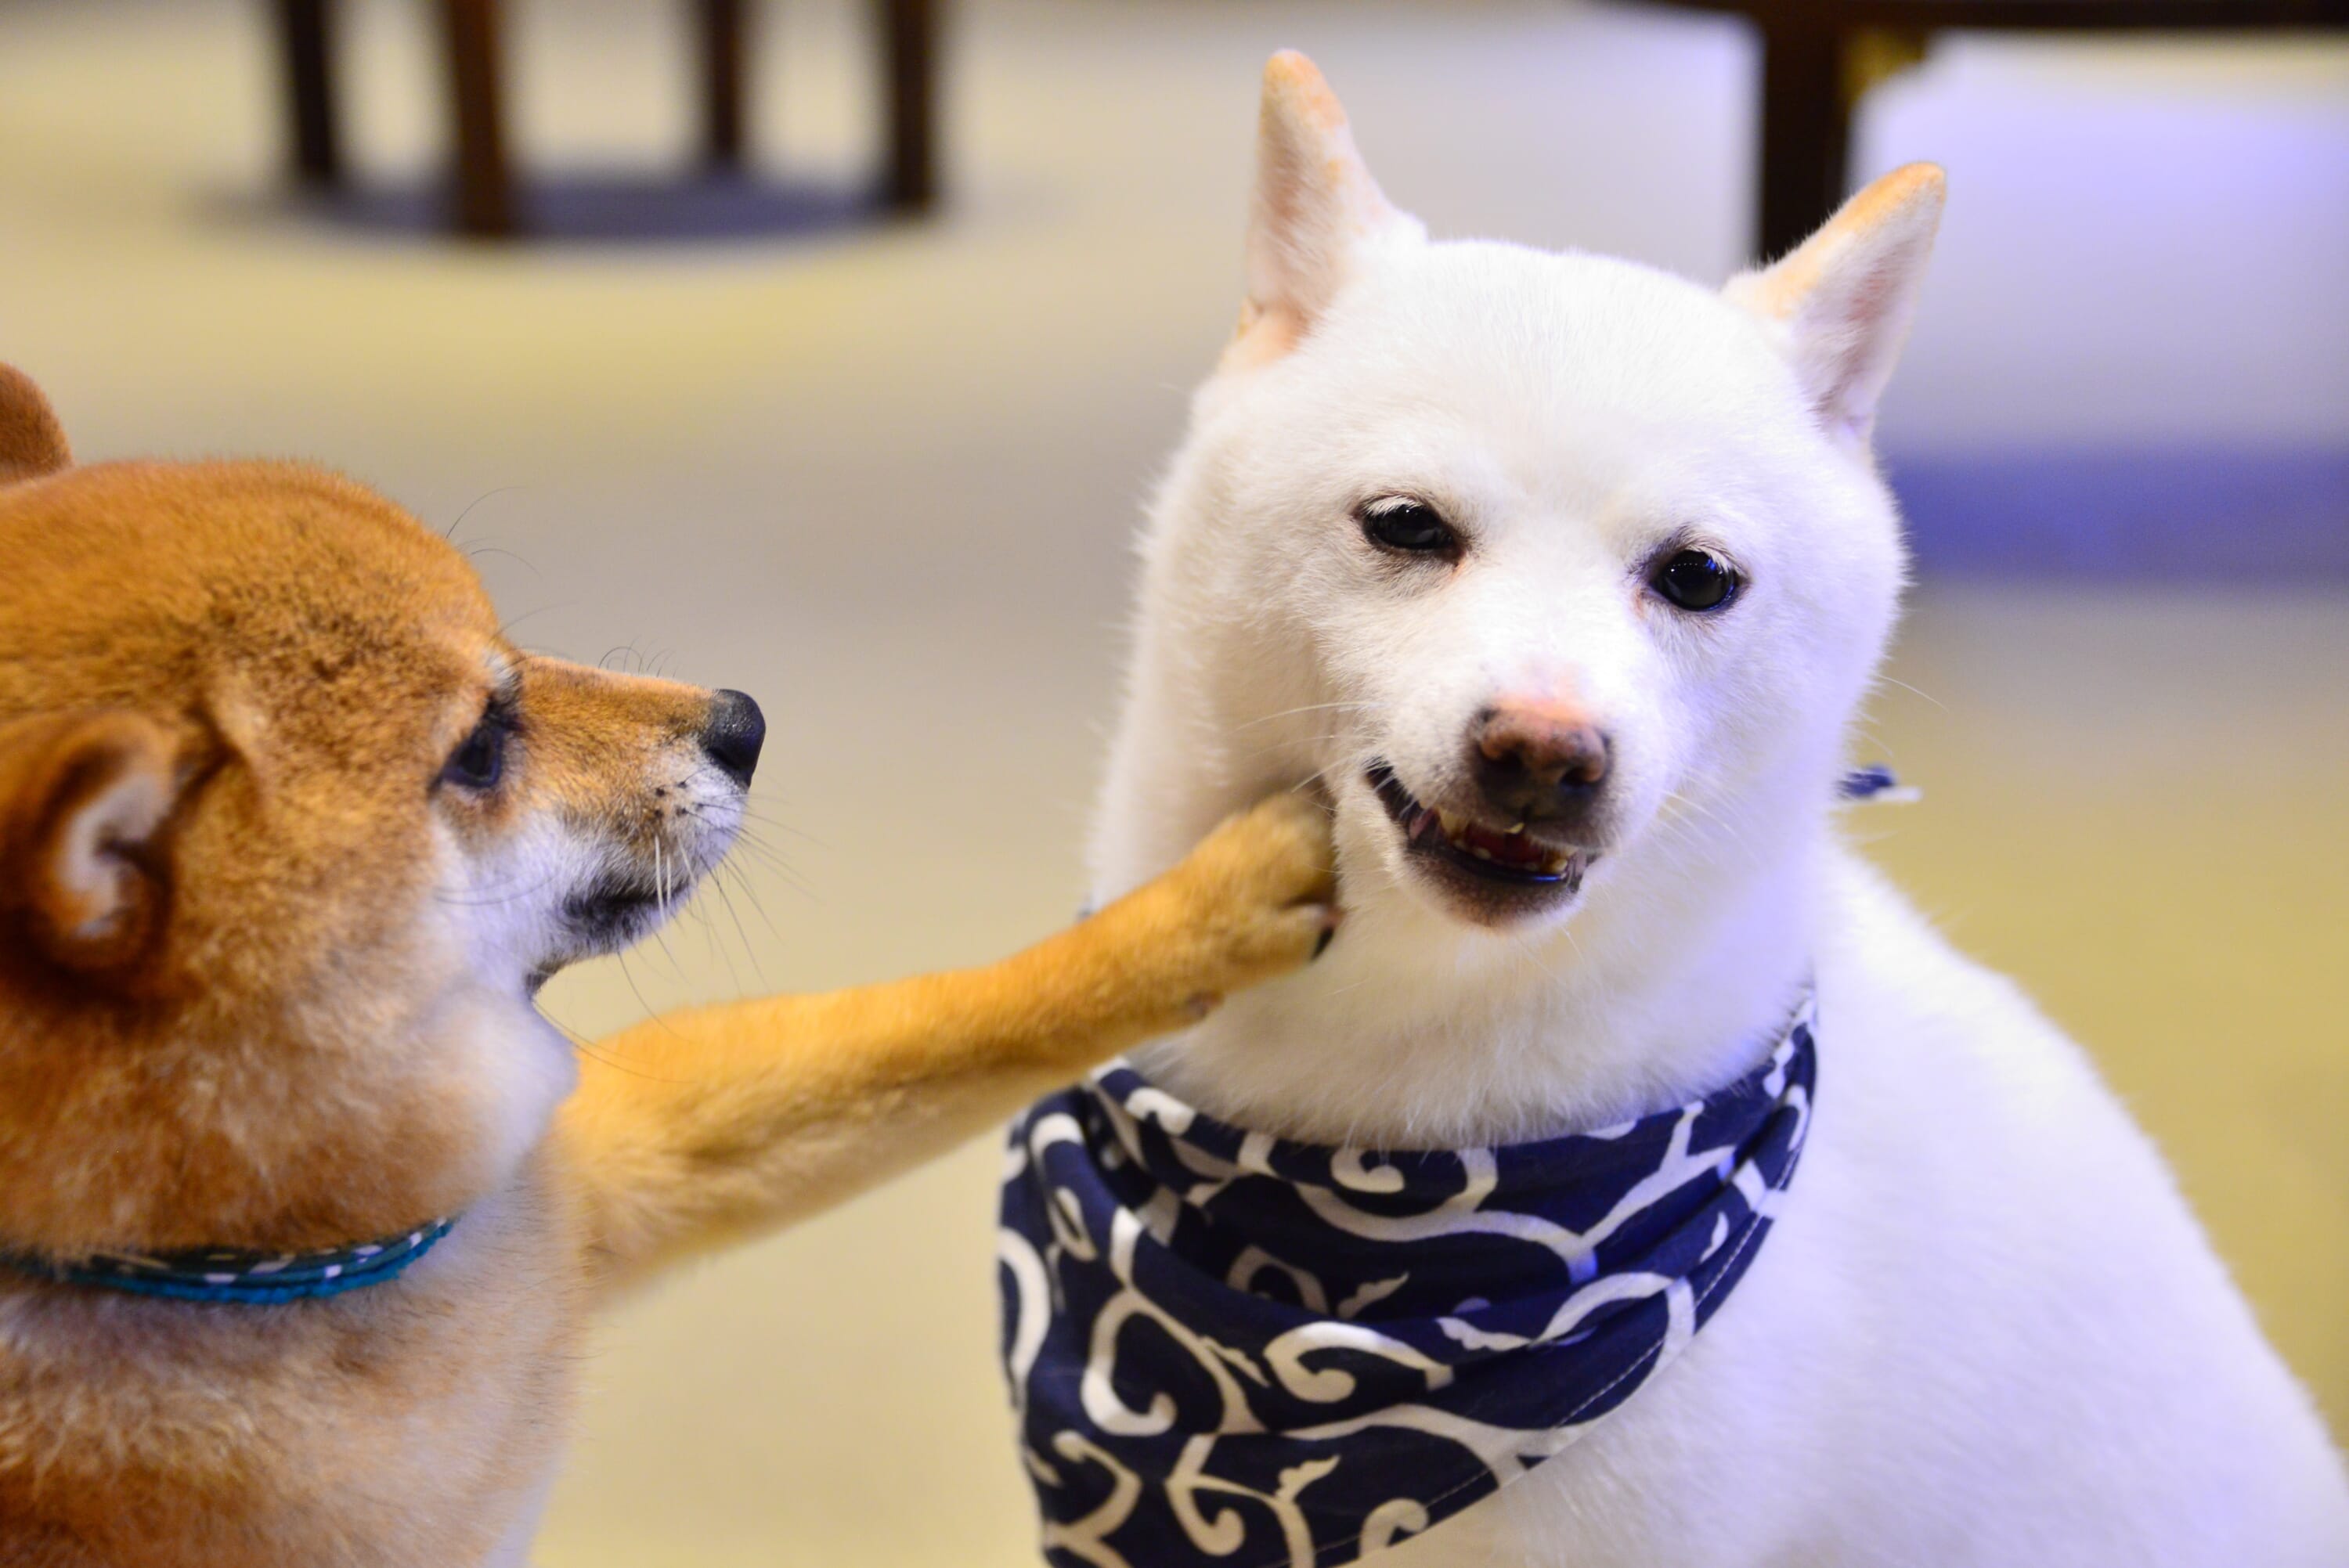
[1726,164,1946,445]
[1229,51,1411,369]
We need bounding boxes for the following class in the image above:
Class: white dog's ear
[1229,51,1413,371]
[1726,164,1945,445]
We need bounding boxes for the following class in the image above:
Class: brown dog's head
[0,365,761,1256]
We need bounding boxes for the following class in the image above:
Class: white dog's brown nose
[1470,701,1609,824]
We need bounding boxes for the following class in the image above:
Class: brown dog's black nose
[1469,701,1609,824]
[702,689,765,787]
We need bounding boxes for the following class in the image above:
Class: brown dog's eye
[442,715,508,791]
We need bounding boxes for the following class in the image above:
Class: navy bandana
[998,996,1815,1567]
[0,1217,458,1305]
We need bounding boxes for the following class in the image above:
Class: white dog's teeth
[1437,809,1466,839]
[1470,845,1493,861]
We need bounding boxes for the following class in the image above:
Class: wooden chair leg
[1755,20,1849,262]
[277,0,341,188]
[441,0,514,237]
[697,0,752,171]
[877,0,938,212]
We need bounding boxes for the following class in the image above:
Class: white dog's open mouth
[1366,760,1592,921]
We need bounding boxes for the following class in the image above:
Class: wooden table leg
[1755,20,1849,262]
[442,0,514,237]
[697,0,752,171]
[877,0,938,212]
[276,0,341,188]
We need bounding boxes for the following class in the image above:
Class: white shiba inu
[1081,51,2349,1566]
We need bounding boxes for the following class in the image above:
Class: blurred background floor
[0,1,2342,1562]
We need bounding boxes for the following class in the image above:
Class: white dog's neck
[1131,779,1829,1150]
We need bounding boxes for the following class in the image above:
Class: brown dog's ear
[0,363,72,485]
[0,713,181,979]
[1724,164,1946,448]
[1228,52,1420,371]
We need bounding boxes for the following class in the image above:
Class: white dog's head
[1095,55,1943,1132]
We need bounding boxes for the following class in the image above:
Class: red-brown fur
[0,364,1335,1565]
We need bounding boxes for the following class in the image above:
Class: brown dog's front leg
[555,793,1335,1291]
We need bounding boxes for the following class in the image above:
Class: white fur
[423,730,745,1201]
[1087,57,2349,1565]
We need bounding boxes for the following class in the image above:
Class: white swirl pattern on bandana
[999,994,1815,1568]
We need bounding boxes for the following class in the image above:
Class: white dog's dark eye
[442,715,508,791]
[1652,549,1738,611]
[1360,498,1456,556]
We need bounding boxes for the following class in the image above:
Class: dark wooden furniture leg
[698,0,752,171]
[878,0,938,212]
[277,0,341,188]
[1654,0,2349,263]
[442,0,514,237]
[1754,19,1849,262]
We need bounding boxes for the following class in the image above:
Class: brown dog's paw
[1171,791,1340,965]
[1116,793,1340,1029]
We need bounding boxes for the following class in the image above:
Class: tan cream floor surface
[1,2,2342,1562]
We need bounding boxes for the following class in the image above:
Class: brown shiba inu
[0,362,1337,1567]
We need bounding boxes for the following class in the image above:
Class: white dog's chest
[1321,867,2349,1567]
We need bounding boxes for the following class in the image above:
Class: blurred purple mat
[1889,445,2349,580]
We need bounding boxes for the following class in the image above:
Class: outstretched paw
[1176,791,1339,972]
[1119,792,1340,1029]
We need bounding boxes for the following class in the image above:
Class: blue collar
[1000,994,1816,1568]
[1,1217,459,1305]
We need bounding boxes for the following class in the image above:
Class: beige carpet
[0,2,2340,1563]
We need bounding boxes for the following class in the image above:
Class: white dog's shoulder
[1374,846,2349,1567]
